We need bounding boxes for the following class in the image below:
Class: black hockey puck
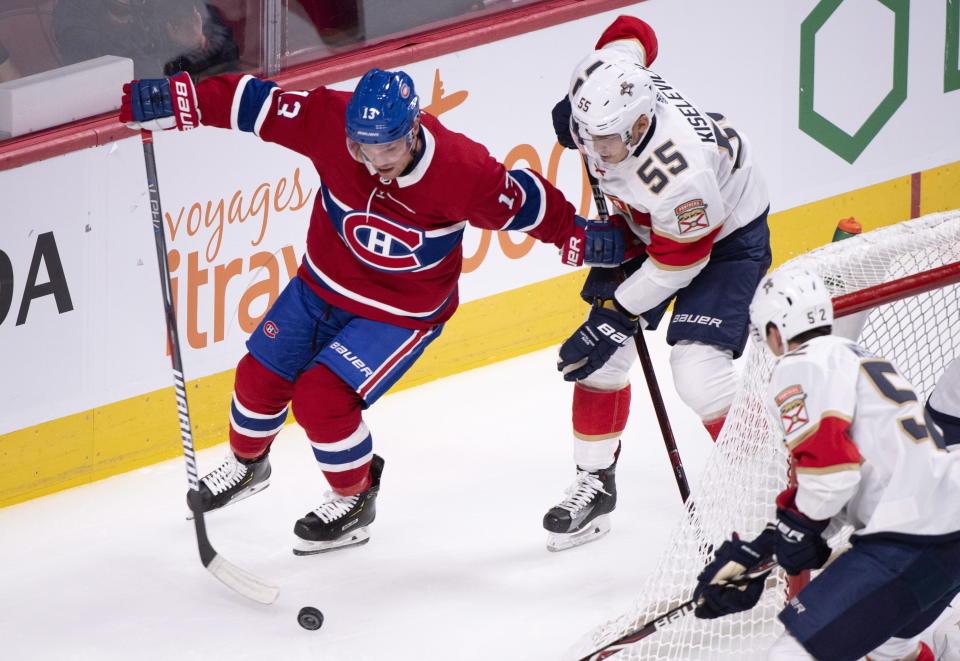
[298,606,324,630]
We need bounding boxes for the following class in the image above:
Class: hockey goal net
[567,209,960,660]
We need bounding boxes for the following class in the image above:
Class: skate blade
[292,527,371,556]
[185,482,270,521]
[546,515,611,552]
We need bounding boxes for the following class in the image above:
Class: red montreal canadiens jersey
[193,74,579,328]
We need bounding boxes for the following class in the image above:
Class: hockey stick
[632,330,690,502]
[583,159,691,503]
[139,129,279,605]
[571,558,777,661]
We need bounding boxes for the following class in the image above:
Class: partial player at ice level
[1,325,722,661]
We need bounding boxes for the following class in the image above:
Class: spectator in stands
[53,0,238,80]
[0,39,21,83]
[161,0,239,78]
[293,1,363,48]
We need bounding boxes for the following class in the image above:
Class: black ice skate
[543,462,617,552]
[292,454,384,556]
[190,451,271,514]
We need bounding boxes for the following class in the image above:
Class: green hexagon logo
[799,0,909,163]
[947,0,960,92]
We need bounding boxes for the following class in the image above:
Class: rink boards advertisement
[2,0,960,505]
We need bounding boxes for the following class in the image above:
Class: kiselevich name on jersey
[647,71,715,144]
[330,341,374,377]
[672,313,722,328]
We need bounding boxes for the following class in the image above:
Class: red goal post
[566,210,960,661]
[834,261,960,316]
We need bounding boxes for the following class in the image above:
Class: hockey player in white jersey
[693,266,960,661]
[545,15,771,551]
[926,357,960,660]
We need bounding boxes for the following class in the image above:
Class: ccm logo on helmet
[342,211,424,271]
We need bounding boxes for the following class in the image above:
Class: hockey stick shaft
[583,158,691,503]
[139,129,278,604]
[633,331,690,502]
[578,599,695,660]
[574,560,777,661]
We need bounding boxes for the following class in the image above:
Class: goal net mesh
[567,209,960,660]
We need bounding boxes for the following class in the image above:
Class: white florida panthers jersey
[583,68,769,316]
[768,335,960,541]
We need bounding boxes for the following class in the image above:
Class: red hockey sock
[573,383,631,440]
[291,363,370,496]
[703,415,727,442]
[229,353,294,459]
[325,464,372,497]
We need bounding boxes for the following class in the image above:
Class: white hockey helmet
[749,266,834,354]
[568,49,657,162]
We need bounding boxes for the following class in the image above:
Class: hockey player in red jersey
[120,67,625,554]
[543,15,772,551]
[694,266,960,661]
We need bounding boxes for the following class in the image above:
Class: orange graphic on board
[422,70,468,117]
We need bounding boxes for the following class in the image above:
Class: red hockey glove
[120,72,200,132]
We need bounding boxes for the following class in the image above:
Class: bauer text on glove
[562,216,629,267]
[557,300,637,381]
[773,505,831,575]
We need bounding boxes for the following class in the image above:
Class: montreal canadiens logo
[263,320,279,338]
[342,211,425,271]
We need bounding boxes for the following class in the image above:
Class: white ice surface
[0,328,718,660]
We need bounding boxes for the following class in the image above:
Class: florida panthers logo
[776,385,810,435]
[675,199,709,234]
[342,211,425,271]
